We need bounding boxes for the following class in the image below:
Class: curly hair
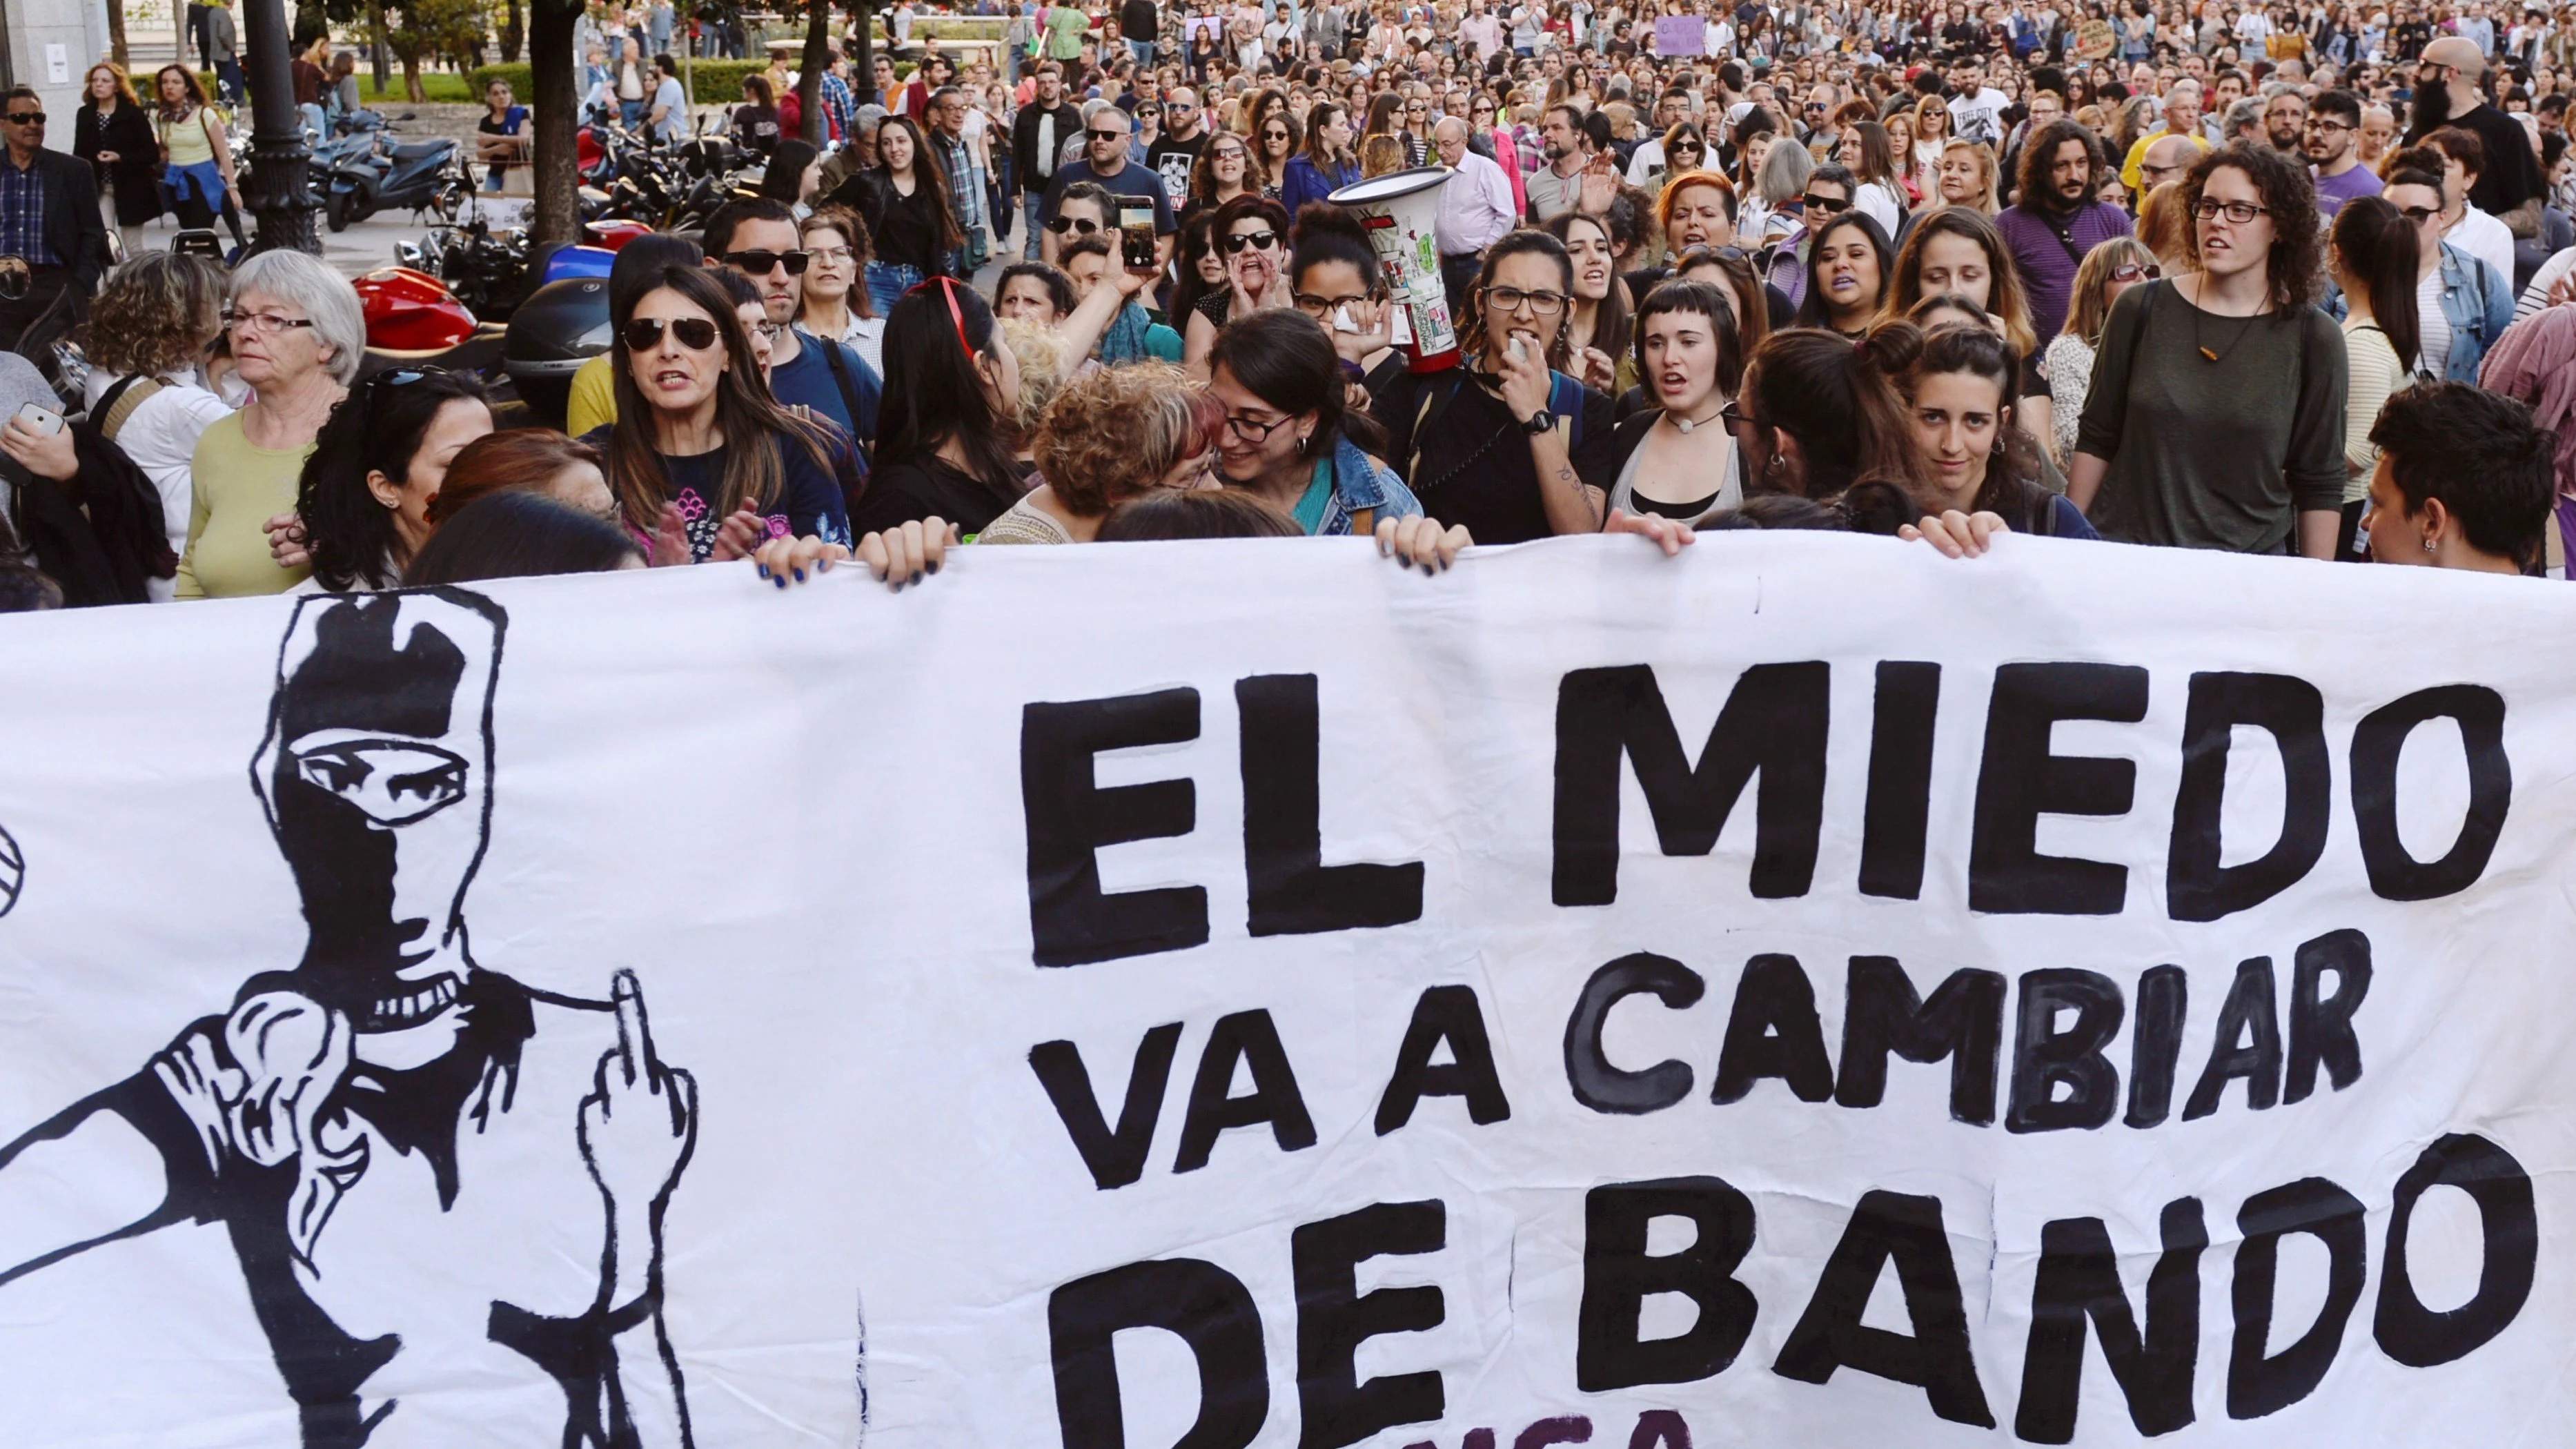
[2183,143,2322,311]
[82,252,226,379]
[1030,362,1222,518]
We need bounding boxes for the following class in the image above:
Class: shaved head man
[2412,32,2550,230]
[2137,132,2199,198]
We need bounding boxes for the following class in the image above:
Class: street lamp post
[239,0,322,255]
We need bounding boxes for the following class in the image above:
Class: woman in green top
[2067,145,2348,558]
[177,251,361,598]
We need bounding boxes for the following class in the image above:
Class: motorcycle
[326,127,470,233]
[351,266,522,420]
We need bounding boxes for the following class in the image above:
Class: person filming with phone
[0,84,109,357]
[1036,106,1173,270]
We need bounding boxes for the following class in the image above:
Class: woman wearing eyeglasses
[1281,101,1360,214]
[175,253,360,599]
[2043,236,2161,468]
[1183,195,1295,376]
[1206,308,1435,540]
[591,265,853,564]
[2381,145,2516,385]
[851,115,965,316]
[2068,146,2346,557]
[294,370,494,592]
[1369,230,1613,543]
[796,205,886,377]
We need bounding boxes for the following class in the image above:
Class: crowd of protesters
[5,0,2576,611]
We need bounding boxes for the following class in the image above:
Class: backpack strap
[96,376,162,444]
[815,332,868,440]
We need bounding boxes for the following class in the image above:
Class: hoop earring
[1297,433,1310,455]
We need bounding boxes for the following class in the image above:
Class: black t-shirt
[1121,0,1161,43]
[1148,131,1208,206]
[734,101,781,154]
[478,109,524,173]
[870,176,947,272]
[853,455,1028,536]
[2451,103,2548,216]
[1370,369,1616,544]
[580,426,855,560]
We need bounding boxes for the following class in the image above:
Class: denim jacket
[1315,437,1423,537]
[2427,241,2515,384]
[2322,242,2513,385]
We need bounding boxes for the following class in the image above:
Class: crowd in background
[3,0,2575,613]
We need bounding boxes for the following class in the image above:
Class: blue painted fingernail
[910,570,923,586]
[927,560,941,575]
[773,574,786,589]
[758,564,769,579]
[794,567,806,582]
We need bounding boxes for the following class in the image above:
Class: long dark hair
[1740,322,1929,504]
[1170,214,1223,323]
[1303,101,1353,167]
[404,491,642,585]
[876,115,965,249]
[1794,210,1898,331]
[760,139,819,203]
[2330,193,2421,374]
[1544,210,1634,364]
[606,265,838,529]
[1207,308,1375,457]
[1459,228,1575,372]
[297,369,491,591]
[876,275,1023,508]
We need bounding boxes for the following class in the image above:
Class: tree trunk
[402,57,424,103]
[370,0,392,90]
[531,0,583,246]
[503,0,525,63]
[849,0,878,103]
[106,0,130,66]
[797,0,832,144]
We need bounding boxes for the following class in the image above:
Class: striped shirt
[0,154,57,268]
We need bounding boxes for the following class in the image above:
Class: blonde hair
[1031,362,1223,517]
[2136,179,2199,272]
[999,318,1073,442]
[2064,236,2159,348]
[1937,138,1998,215]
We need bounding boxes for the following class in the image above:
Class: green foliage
[386,0,496,69]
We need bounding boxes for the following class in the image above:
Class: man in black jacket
[0,88,109,357]
[1012,63,1085,259]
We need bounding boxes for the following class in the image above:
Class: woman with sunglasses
[592,265,853,564]
[153,66,246,255]
[1252,109,1302,197]
[1183,195,1295,375]
[852,115,965,317]
[1183,130,1259,225]
[854,277,1028,537]
[1370,230,1613,542]
[293,370,494,592]
[175,252,359,599]
[2043,236,2160,467]
[1632,121,1706,199]
[1281,101,1360,213]
[1464,94,1525,214]
[2068,146,2346,557]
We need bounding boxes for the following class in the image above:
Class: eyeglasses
[751,319,789,340]
[2305,117,2353,133]
[725,248,811,275]
[1221,228,1281,253]
[1088,128,1130,141]
[2191,197,2270,223]
[1221,410,1294,442]
[1719,398,1755,430]
[2108,262,2162,282]
[622,315,722,351]
[1802,192,1852,213]
[1210,146,1249,161]
[1296,291,1370,315]
[1482,285,1567,315]
[4,112,42,126]
[2396,203,2441,221]
[1045,215,1103,234]
[807,244,856,264]
[223,309,317,335]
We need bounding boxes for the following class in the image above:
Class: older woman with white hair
[176,250,361,598]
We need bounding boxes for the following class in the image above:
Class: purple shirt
[2314,163,2383,218]
[1994,201,2134,344]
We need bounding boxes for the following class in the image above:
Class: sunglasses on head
[725,248,811,275]
[1221,228,1281,252]
[622,315,722,351]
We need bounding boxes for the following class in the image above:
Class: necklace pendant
[1673,416,1693,434]
[2199,346,2219,362]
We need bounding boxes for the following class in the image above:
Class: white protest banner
[3,533,2574,1448]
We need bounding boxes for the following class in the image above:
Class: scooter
[351,266,523,422]
[326,131,469,233]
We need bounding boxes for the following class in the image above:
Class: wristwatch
[1522,409,1557,436]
